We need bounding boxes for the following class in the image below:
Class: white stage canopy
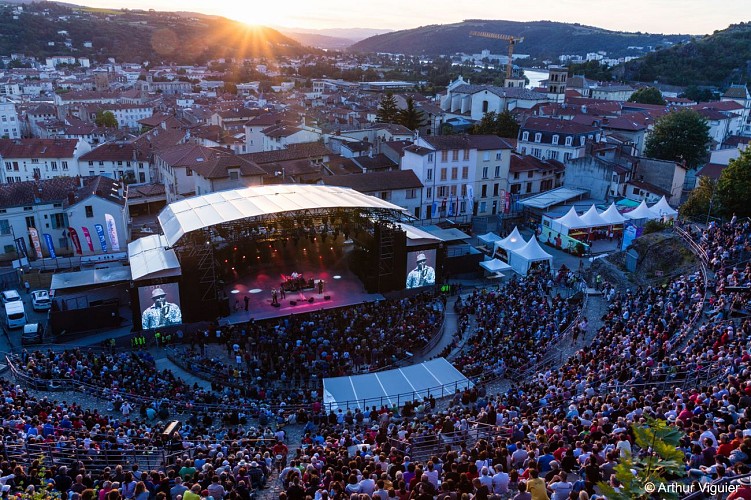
[128,234,181,281]
[552,207,588,233]
[651,196,678,219]
[624,200,660,220]
[480,258,513,273]
[600,203,626,224]
[322,358,472,410]
[494,227,527,255]
[508,236,553,276]
[397,223,443,247]
[159,184,409,246]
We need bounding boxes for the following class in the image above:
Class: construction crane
[469,31,524,80]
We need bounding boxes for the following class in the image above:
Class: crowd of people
[3,218,751,500]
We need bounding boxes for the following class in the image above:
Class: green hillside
[0,2,313,65]
[622,22,751,86]
[349,19,688,59]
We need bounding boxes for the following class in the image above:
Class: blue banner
[43,233,57,259]
[94,224,108,252]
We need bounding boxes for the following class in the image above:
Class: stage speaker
[308,297,314,303]
[324,295,331,300]
[290,300,297,306]
[219,297,230,317]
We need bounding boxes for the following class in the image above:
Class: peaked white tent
[651,196,678,219]
[477,232,502,245]
[508,236,553,276]
[494,227,527,256]
[600,203,626,224]
[578,205,608,228]
[624,200,660,220]
[551,207,588,234]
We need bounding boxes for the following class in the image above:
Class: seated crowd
[3,218,751,500]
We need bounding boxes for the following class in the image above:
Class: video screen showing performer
[139,283,182,330]
[406,249,436,289]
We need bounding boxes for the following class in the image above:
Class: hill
[621,22,751,87]
[349,19,689,59]
[281,31,355,50]
[0,2,315,65]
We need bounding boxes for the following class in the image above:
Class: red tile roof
[0,138,80,159]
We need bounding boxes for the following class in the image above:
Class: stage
[220,238,384,323]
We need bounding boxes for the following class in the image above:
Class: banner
[67,227,82,255]
[447,196,455,216]
[94,224,108,252]
[431,200,438,218]
[81,227,95,252]
[104,213,120,252]
[43,233,57,259]
[14,237,28,258]
[28,227,43,259]
[504,191,511,214]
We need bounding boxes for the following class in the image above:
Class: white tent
[651,196,678,219]
[128,235,181,281]
[508,236,553,276]
[494,227,527,255]
[477,232,502,245]
[578,205,608,227]
[624,200,660,220]
[551,207,588,234]
[479,258,513,274]
[322,358,471,410]
[600,203,627,224]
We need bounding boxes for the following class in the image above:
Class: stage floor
[221,244,384,323]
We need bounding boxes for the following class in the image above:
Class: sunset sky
[74,0,745,35]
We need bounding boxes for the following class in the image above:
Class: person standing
[244,295,249,311]
[271,289,278,305]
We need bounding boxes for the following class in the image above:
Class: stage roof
[419,225,471,243]
[158,184,410,246]
[397,223,443,247]
[128,234,181,281]
[520,187,588,210]
[323,358,471,410]
[50,266,131,292]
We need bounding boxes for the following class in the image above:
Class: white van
[4,301,26,329]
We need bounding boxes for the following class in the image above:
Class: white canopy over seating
[600,203,627,224]
[477,232,502,245]
[508,236,553,276]
[624,200,660,220]
[479,258,513,274]
[322,358,471,410]
[578,205,608,228]
[128,234,181,281]
[552,207,588,234]
[651,196,678,219]
[494,227,527,255]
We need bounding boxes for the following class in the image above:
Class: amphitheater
[2,220,750,500]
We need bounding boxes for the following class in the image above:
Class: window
[552,135,559,145]
[482,167,489,179]
[479,201,486,213]
[534,133,542,143]
[441,150,448,162]
[528,171,534,179]
[117,161,123,166]
[437,186,447,197]
[31,158,39,164]
[461,166,469,179]
[0,220,10,235]
[61,161,68,171]
[513,173,519,180]
[229,171,239,180]
[565,136,573,146]
[428,154,434,162]
[426,187,432,199]
[85,206,94,218]
[460,201,466,213]
[632,187,640,195]
[426,169,432,181]
[50,161,57,171]
[531,148,542,158]
[526,182,532,193]
[522,131,529,141]
[380,191,391,201]
[406,188,417,199]
[99,161,104,166]
[51,213,66,229]
[450,185,457,196]
[452,150,459,161]
[440,168,447,181]
[483,152,490,162]
[451,167,458,180]
[88,161,94,166]
[463,149,469,160]
[549,150,559,160]
[4,162,10,171]
[461,184,467,196]
[493,184,499,197]
[496,152,502,161]
[510,184,521,194]
[520,147,527,155]
[494,165,500,178]
[25,216,35,228]
[482,100,489,113]
[186,168,193,176]
[481,184,488,198]
[564,152,573,162]
[580,137,586,146]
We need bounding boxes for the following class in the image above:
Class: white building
[78,141,153,184]
[0,98,21,139]
[517,117,602,162]
[439,76,549,121]
[321,170,423,218]
[0,138,90,183]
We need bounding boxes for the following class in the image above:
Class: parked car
[21,322,44,345]
[31,290,51,311]
[1,290,21,304]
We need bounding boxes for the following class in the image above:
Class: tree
[717,146,751,217]
[470,110,520,138]
[680,175,716,219]
[375,93,399,123]
[95,110,118,128]
[597,418,686,500]
[644,109,710,169]
[681,85,715,102]
[628,86,666,105]
[397,97,427,131]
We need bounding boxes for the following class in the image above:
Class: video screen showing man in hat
[406,251,436,289]
[141,286,182,329]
